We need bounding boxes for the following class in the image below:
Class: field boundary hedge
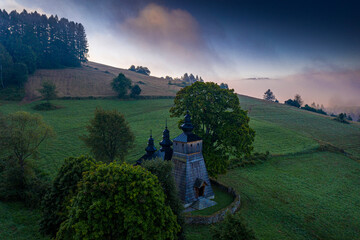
[184,179,241,224]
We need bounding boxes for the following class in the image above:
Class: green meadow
[0,96,359,240]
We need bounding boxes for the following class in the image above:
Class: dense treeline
[164,73,204,83]
[302,104,327,115]
[0,9,88,88]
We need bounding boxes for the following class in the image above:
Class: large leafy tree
[111,73,132,98]
[143,159,185,239]
[170,82,255,177]
[56,163,180,240]
[0,111,55,185]
[40,156,97,238]
[81,108,134,163]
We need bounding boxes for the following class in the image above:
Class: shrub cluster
[142,159,185,239]
[111,73,142,98]
[128,65,150,75]
[40,156,96,237]
[301,104,327,115]
[0,156,50,207]
[211,213,256,240]
[55,162,180,240]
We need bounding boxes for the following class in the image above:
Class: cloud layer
[121,4,215,65]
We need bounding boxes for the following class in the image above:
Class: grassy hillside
[0,96,359,240]
[24,62,181,100]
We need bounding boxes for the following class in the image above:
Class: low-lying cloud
[229,65,360,107]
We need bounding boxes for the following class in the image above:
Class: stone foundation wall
[184,179,241,224]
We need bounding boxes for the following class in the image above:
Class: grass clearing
[239,95,360,156]
[0,99,181,178]
[189,185,234,216]
[1,97,360,240]
[218,152,360,240]
[0,202,47,240]
[250,119,319,155]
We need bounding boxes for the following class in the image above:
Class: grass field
[1,96,360,240]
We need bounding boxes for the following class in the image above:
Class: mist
[2,0,360,107]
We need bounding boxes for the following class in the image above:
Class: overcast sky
[1,0,360,107]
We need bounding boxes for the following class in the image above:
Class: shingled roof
[173,132,202,143]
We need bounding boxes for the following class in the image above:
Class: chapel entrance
[194,178,207,198]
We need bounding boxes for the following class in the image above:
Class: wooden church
[136,112,215,209]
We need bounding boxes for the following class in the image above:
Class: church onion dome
[145,133,157,155]
[181,110,194,133]
[159,125,173,149]
[174,111,202,143]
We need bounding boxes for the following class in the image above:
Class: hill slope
[24,62,181,100]
[0,96,359,240]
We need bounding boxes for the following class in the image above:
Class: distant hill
[24,62,182,100]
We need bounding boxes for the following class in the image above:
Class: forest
[0,9,88,88]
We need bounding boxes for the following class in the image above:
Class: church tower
[172,111,215,208]
[159,121,173,160]
[135,132,157,165]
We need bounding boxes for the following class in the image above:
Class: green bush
[0,111,54,207]
[56,163,180,240]
[0,86,25,101]
[142,159,185,239]
[130,84,142,98]
[211,213,256,240]
[33,102,59,111]
[0,156,50,208]
[40,155,97,237]
[333,113,350,124]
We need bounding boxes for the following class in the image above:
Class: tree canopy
[56,163,180,240]
[170,81,255,177]
[142,159,185,239]
[40,155,97,237]
[0,112,55,177]
[0,10,88,69]
[111,73,132,98]
[301,104,327,115]
[263,89,276,101]
[220,83,229,89]
[285,94,303,108]
[128,65,151,75]
[0,9,88,89]
[81,108,134,163]
[294,94,303,107]
[130,84,142,97]
[0,111,54,205]
[38,81,58,103]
